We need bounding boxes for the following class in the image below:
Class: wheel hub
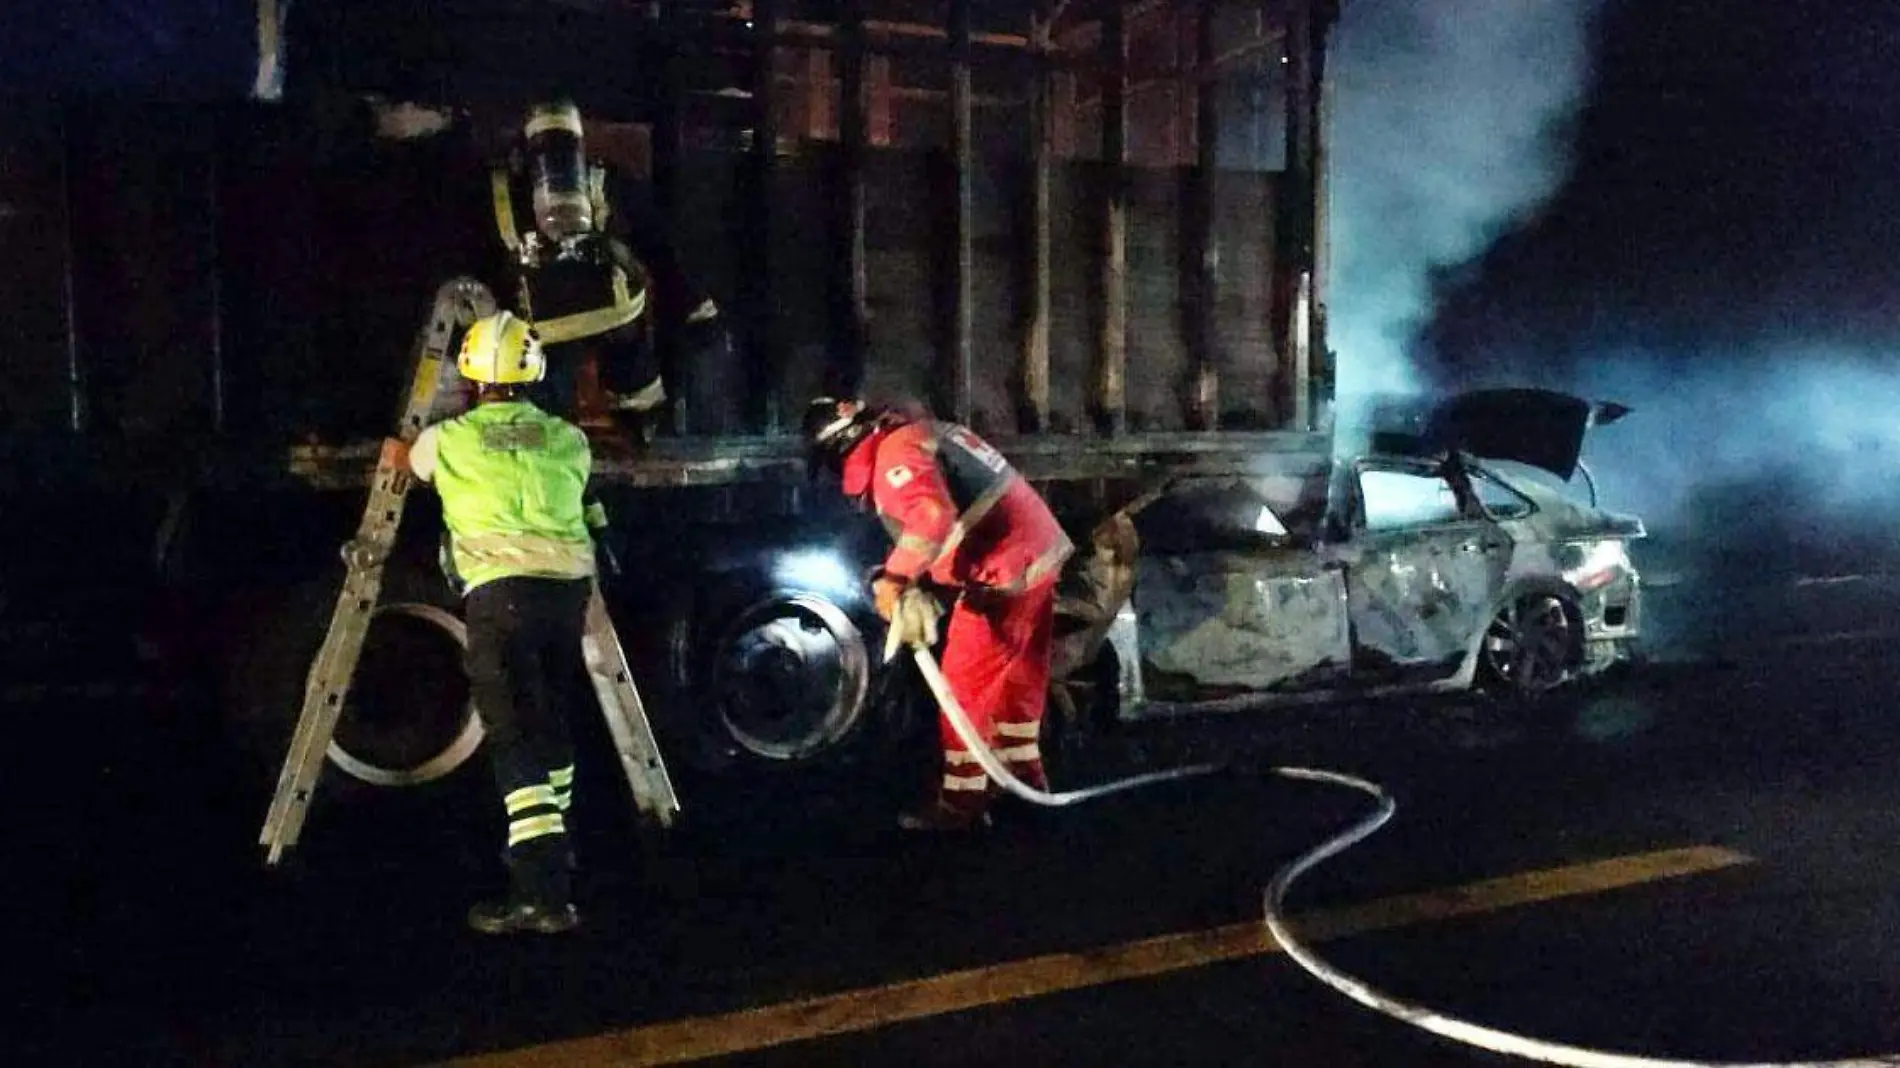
[709,594,869,762]
[1484,595,1573,693]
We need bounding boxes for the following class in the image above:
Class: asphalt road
[20,563,1900,1068]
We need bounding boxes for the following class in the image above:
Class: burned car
[1050,390,1645,722]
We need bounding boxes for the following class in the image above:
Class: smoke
[1409,1,1900,595]
[1326,0,1604,415]
[1562,349,1900,572]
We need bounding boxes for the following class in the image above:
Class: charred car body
[1051,390,1646,720]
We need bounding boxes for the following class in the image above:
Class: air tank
[523,100,594,242]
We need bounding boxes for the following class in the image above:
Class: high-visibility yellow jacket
[411,400,596,593]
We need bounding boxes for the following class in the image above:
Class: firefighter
[488,97,731,440]
[388,311,601,934]
[803,397,1074,831]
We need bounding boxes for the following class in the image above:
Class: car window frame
[1348,457,1493,535]
[1465,463,1539,522]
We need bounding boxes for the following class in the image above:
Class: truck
[0,0,1338,809]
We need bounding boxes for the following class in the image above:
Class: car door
[1335,459,1512,683]
[1129,478,1351,699]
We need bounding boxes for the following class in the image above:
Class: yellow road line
[440,845,1753,1068]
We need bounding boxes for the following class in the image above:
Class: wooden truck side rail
[283,430,1333,491]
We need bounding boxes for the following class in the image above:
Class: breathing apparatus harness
[490,100,647,345]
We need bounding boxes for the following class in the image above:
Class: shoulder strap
[587,164,612,230]
[490,168,522,253]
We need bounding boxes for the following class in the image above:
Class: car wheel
[1479,592,1578,699]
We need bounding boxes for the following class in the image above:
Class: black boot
[467,897,580,935]
[470,844,579,935]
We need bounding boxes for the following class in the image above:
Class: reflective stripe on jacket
[860,420,1072,593]
[416,401,596,593]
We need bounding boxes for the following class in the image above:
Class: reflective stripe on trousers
[934,581,1056,812]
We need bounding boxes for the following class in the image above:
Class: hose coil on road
[911,646,1900,1068]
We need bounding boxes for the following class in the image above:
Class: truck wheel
[222,574,480,802]
[666,577,877,774]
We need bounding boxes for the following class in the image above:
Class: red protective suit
[843,418,1073,819]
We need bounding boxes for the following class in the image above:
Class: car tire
[1477,591,1582,702]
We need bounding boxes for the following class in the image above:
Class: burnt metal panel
[1213,168,1279,429]
[1125,168,1188,432]
[1095,0,1129,436]
[1046,162,1098,434]
[946,0,976,425]
[767,155,835,419]
[673,151,747,435]
[1136,552,1350,692]
[1020,10,1055,433]
[833,0,870,395]
[861,151,937,407]
[1188,0,1221,429]
[1308,0,1335,420]
[1278,0,1318,428]
[1343,522,1506,674]
[966,136,1023,436]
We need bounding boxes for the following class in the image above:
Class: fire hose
[904,618,1900,1067]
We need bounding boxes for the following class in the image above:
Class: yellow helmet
[457,311,546,385]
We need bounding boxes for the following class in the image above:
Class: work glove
[378,436,412,474]
[872,572,907,621]
[379,437,416,493]
[583,496,621,577]
[882,585,943,664]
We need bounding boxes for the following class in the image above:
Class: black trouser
[530,317,731,429]
[530,320,661,423]
[464,576,592,906]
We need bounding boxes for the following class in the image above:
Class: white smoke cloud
[1573,350,1900,534]
[1327,0,1604,411]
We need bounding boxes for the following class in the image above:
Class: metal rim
[1482,593,1574,694]
[709,593,870,762]
[325,602,485,787]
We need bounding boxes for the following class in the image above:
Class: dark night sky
[1421,0,1900,382]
